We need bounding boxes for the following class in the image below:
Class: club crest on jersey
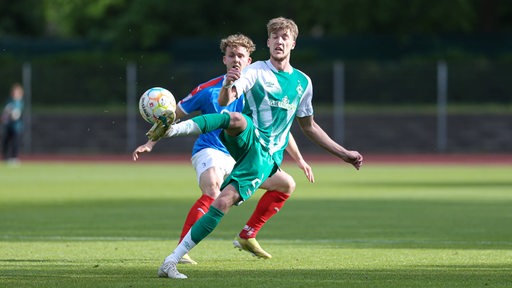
[296,83,304,95]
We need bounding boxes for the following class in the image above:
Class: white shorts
[191,148,236,183]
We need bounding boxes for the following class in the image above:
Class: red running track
[17,153,512,165]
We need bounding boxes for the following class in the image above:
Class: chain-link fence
[1,60,511,155]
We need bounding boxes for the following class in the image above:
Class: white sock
[165,230,197,263]
[165,120,201,137]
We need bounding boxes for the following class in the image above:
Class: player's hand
[297,158,315,183]
[132,140,157,161]
[224,66,241,85]
[343,151,363,170]
[146,110,176,141]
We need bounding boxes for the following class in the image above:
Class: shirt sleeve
[178,89,207,115]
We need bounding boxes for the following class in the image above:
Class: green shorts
[220,115,278,202]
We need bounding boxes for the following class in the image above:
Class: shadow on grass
[1,197,512,250]
[1,265,511,288]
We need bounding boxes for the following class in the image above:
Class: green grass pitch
[1,161,511,287]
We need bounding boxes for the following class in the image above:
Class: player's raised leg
[147,112,232,141]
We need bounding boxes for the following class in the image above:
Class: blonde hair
[220,33,256,54]
[267,17,299,40]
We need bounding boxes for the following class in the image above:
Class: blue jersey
[178,75,244,156]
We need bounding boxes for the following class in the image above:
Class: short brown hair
[267,17,299,40]
[220,33,256,54]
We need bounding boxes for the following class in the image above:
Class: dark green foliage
[0,0,45,36]
[3,0,512,48]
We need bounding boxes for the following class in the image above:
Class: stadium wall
[23,113,512,155]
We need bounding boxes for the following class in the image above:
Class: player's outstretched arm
[132,140,157,161]
[285,133,315,183]
[297,116,363,170]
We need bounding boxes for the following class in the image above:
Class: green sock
[191,113,231,133]
[190,206,224,244]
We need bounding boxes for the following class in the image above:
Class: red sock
[239,190,290,239]
[179,194,215,243]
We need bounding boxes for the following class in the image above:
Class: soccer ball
[139,87,176,124]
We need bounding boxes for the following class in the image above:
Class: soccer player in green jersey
[150,17,363,279]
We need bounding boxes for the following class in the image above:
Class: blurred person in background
[133,33,314,265]
[1,83,24,164]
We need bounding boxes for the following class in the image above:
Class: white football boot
[157,260,187,279]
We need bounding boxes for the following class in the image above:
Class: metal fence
[2,60,511,155]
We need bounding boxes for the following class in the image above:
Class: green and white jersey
[234,60,314,165]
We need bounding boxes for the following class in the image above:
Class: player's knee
[228,111,242,120]
[286,178,296,194]
[279,176,296,194]
[200,179,222,199]
[212,185,241,212]
[211,195,233,213]
[199,171,222,198]
[202,187,220,199]
[224,112,247,136]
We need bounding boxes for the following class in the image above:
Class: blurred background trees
[1,0,511,154]
[0,0,512,107]
[2,0,512,50]
[2,0,512,107]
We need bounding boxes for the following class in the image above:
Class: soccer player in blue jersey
[133,33,313,265]
[150,17,362,279]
